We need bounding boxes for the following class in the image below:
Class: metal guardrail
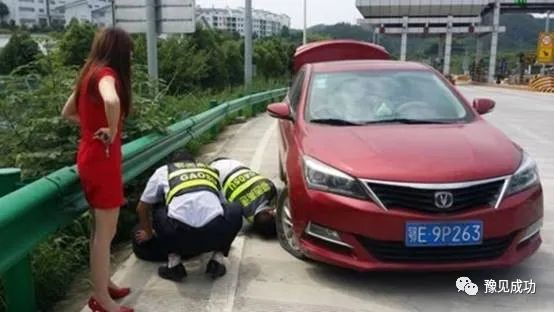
[0,87,286,312]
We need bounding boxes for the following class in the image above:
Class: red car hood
[302,120,521,182]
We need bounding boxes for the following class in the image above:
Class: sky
[196,0,363,29]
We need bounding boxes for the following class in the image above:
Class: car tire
[278,155,286,182]
[276,188,306,260]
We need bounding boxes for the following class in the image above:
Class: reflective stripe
[229,176,265,202]
[168,168,219,181]
[223,168,251,195]
[165,179,219,205]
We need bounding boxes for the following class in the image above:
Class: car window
[306,70,471,124]
[288,70,305,112]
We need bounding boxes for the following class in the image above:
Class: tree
[58,19,96,66]
[192,27,230,89]
[0,32,41,74]
[221,40,243,86]
[0,1,9,24]
[158,35,209,93]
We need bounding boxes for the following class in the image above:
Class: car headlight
[505,153,540,196]
[303,155,368,199]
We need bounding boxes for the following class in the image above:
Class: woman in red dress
[62,27,134,312]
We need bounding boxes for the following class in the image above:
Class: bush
[0,31,41,75]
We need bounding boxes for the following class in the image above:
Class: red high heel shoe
[88,297,134,312]
[108,286,131,300]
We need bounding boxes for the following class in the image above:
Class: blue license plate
[405,221,483,247]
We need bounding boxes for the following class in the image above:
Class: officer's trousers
[133,203,243,262]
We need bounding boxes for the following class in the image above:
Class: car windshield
[306,70,471,125]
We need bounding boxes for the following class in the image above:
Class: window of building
[20,0,35,3]
[20,18,36,24]
[19,7,35,12]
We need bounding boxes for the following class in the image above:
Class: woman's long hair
[74,27,133,117]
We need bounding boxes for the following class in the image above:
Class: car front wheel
[276,188,306,260]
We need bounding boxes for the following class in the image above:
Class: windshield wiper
[362,118,453,125]
[310,118,361,126]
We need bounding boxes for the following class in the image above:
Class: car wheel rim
[282,199,301,251]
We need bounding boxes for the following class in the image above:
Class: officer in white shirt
[210,157,277,237]
[133,151,243,282]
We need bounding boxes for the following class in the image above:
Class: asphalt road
[74,86,553,312]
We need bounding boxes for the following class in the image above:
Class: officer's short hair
[253,209,277,238]
[170,150,195,163]
[209,156,230,165]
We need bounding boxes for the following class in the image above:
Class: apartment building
[63,0,111,27]
[1,0,66,26]
[197,7,291,37]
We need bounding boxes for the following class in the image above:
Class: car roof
[310,60,432,73]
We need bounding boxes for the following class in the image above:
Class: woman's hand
[94,127,113,144]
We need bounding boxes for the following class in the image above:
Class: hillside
[307,13,547,73]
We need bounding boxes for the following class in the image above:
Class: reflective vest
[222,166,275,223]
[165,162,220,205]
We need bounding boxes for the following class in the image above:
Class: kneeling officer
[134,152,243,282]
[210,157,277,237]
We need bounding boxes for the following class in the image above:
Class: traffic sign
[536,32,554,64]
[114,0,196,34]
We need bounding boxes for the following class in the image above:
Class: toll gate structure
[357,0,554,82]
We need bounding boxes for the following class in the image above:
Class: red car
[267,40,543,271]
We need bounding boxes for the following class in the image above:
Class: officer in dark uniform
[210,157,277,237]
[133,151,243,282]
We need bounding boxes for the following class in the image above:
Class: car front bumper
[290,184,543,271]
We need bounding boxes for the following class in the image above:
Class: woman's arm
[61,92,79,123]
[98,76,121,143]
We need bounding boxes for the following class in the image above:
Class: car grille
[357,234,515,263]
[366,180,505,213]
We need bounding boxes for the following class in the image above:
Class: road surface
[70,86,553,312]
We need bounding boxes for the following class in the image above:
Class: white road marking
[207,118,277,312]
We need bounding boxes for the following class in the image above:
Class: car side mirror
[473,98,495,115]
[267,102,293,121]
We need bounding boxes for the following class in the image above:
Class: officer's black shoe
[205,260,226,279]
[158,263,187,282]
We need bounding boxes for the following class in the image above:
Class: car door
[279,69,306,178]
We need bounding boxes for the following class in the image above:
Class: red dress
[76,66,124,209]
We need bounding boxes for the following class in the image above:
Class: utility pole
[45,0,51,27]
[111,0,116,26]
[303,0,307,45]
[145,0,158,81]
[546,10,551,32]
[244,0,253,86]
[488,0,500,83]
[444,15,453,75]
[541,10,551,74]
[399,16,408,61]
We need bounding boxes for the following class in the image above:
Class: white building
[197,7,291,37]
[1,0,66,27]
[63,0,111,27]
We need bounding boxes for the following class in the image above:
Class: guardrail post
[209,100,219,139]
[0,168,37,312]
[3,257,36,312]
[0,168,21,197]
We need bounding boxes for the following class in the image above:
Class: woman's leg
[91,208,121,311]
[90,209,122,291]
